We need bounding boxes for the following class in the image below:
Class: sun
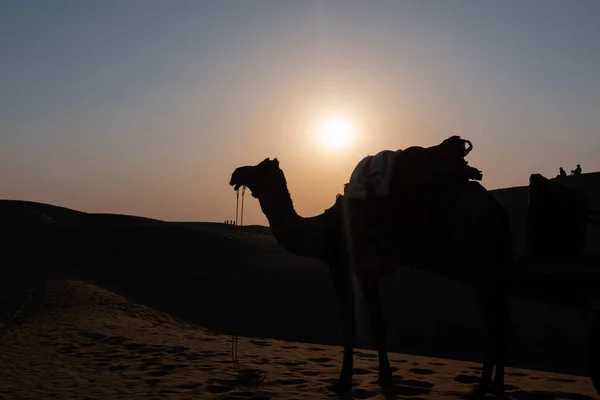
[317,117,354,149]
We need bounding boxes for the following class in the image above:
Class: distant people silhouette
[559,167,567,177]
[571,164,582,175]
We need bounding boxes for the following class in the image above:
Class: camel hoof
[377,373,393,388]
[490,383,505,396]
[327,380,352,393]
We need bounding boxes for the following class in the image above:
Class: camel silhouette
[229,137,515,399]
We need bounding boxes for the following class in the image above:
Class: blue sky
[1,0,599,224]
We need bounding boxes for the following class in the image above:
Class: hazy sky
[2,1,599,225]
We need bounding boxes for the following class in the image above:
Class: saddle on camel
[341,135,484,279]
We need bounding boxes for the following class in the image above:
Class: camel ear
[273,158,279,167]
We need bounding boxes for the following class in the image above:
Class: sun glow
[317,117,354,149]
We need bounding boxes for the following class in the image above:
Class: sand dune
[0,280,596,399]
[2,200,599,398]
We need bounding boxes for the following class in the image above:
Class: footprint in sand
[136,359,162,371]
[352,388,379,399]
[395,386,432,397]
[183,353,203,361]
[321,377,360,387]
[125,343,144,351]
[96,361,112,367]
[506,372,528,377]
[388,378,433,397]
[307,357,333,363]
[207,384,230,393]
[159,389,182,395]
[108,364,133,372]
[309,347,327,351]
[319,364,337,369]
[277,360,307,367]
[172,383,202,390]
[148,370,169,377]
[509,390,594,400]
[352,368,372,375]
[165,345,188,354]
[139,346,162,354]
[397,378,435,389]
[299,370,320,377]
[546,377,577,383]
[409,368,436,375]
[219,394,271,400]
[266,378,310,386]
[354,351,377,359]
[429,362,446,366]
[250,340,270,347]
[282,345,298,349]
[82,332,106,340]
[455,374,480,384]
[102,335,129,345]
[207,378,237,393]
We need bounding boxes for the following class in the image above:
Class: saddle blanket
[345,150,397,200]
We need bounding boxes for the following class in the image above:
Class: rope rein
[230,186,266,389]
[231,335,266,389]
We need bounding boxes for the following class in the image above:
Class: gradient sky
[1,0,599,226]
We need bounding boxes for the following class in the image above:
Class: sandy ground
[2,200,596,377]
[0,280,595,400]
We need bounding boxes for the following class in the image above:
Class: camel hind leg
[328,263,356,393]
[445,182,513,398]
[489,290,511,394]
[360,276,392,387]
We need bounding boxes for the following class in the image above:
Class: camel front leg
[467,287,511,399]
[360,276,392,387]
[490,292,511,395]
[328,266,356,393]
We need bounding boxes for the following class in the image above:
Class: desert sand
[1,280,595,400]
[1,200,598,399]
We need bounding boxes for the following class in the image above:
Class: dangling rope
[229,187,266,389]
[235,188,240,226]
[240,186,246,226]
[231,335,266,389]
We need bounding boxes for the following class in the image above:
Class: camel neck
[257,184,296,225]
[257,185,327,261]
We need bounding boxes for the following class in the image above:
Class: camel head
[229,158,285,198]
